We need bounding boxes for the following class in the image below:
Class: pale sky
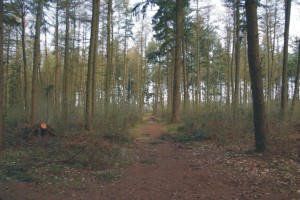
[130,0,300,41]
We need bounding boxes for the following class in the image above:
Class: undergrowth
[0,131,132,184]
[161,104,299,161]
[0,106,141,185]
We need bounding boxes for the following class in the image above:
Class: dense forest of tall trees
[0,0,299,152]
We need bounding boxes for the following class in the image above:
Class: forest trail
[82,114,299,200]
[1,114,299,200]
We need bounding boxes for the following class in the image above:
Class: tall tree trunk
[280,0,291,120]
[245,0,268,152]
[171,0,183,123]
[225,11,232,109]
[196,0,201,107]
[86,0,100,130]
[182,36,189,115]
[105,0,113,111]
[63,0,70,126]
[0,0,4,151]
[4,27,11,112]
[21,6,28,116]
[292,40,300,112]
[167,53,173,114]
[233,0,241,121]
[31,0,43,123]
[139,24,144,112]
[54,0,60,119]
[122,20,128,105]
[91,0,100,125]
[270,0,278,103]
[243,37,248,105]
[265,1,271,104]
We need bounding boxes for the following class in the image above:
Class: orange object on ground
[40,122,47,129]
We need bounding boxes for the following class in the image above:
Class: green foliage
[140,158,156,165]
[149,141,163,145]
[174,126,210,143]
[94,171,122,181]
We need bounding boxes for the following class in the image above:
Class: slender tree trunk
[54,0,60,119]
[270,0,278,103]
[292,40,300,112]
[21,8,28,116]
[245,0,268,152]
[139,25,144,112]
[167,52,174,114]
[243,37,248,105]
[196,0,201,107]
[225,13,232,109]
[265,2,271,104]
[0,0,4,151]
[122,20,128,105]
[182,36,189,115]
[63,0,70,126]
[233,0,241,121]
[4,27,11,112]
[231,5,236,107]
[105,0,113,111]
[280,0,291,120]
[171,0,183,123]
[31,0,43,123]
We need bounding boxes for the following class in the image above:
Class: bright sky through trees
[130,0,300,50]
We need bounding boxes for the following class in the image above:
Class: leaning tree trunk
[31,0,43,124]
[245,0,268,152]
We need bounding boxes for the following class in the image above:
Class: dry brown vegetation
[0,111,299,199]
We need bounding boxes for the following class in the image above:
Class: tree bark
[54,0,60,119]
[105,0,113,111]
[63,0,70,126]
[233,0,241,121]
[0,0,4,151]
[91,0,100,125]
[245,0,268,152]
[86,0,100,130]
[280,0,291,120]
[292,40,300,112]
[171,0,183,123]
[20,4,28,116]
[196,0,201,107]
[31,0,43,123]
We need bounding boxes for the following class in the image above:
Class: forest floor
[0,114,300,200]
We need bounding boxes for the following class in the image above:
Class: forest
[0,0,299,199]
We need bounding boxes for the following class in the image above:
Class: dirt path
[1,115,299,199]
[71,115,300,200]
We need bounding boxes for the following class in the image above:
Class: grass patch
[172,129,210,143]
[149,141,163,145]
[94,171,122,181]
[140,158,156,165]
